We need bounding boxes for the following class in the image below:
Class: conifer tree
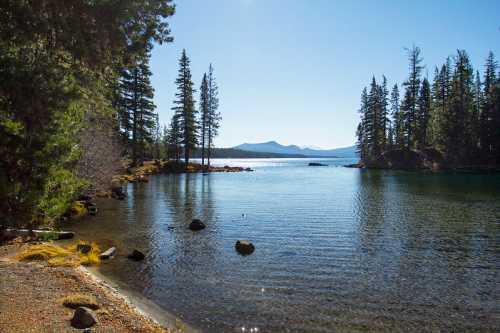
[445,50,474,162]
[401,46,423,149]
[380,76,390,150]
[118,55,157,164]
[416,78,431,148]
[206,64,221,167]
[471,71,483,154]
[199,73,209,166]
[356,88,369,160]
[172,49,197,164]
[391,84,405,149]
[480,52,497,159]
[166,115,181,161]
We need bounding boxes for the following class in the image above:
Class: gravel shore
[0,243,181,333]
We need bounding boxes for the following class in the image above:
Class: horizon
[150,0,500,149]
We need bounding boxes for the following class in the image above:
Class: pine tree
[480,52,497,159]
[401,46,424,149]
[118,55,157,164]
[391,84,405,149]
[445,50,474,162]
[206,64,220,167]
[416,78,431,148]
[471,70,483,155]
[166,115,181,161]
[380,76,390,150]
[199,73,209,166]
[172,49,197,164]
[356,88,369,161]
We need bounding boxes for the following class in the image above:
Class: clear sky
[150,0,500,149]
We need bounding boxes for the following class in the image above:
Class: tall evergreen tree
[380,76,390,150]
[172,49,197,164]
[391,84,405,149]
[401,46,424,149]
[416,78,431,148]
[166,115,181,161]
[471,70,483,155]
[356,88,369,161]
[206,64,220,167]
[445,50,474,162]
[199,73,209,166]
[118,55,157,164]
[480,52,497,159]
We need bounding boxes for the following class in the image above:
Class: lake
[69,158,500,332]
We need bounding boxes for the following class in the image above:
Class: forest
[356,46,500,169]
[0,1,219,228]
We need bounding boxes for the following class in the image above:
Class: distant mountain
[191,147,307,158]
[234,141,358,158]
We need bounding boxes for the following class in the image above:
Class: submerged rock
[99,247,116,260]
[189,219,206,231]
[127,249,145,261]
[88,206,98,216]
[71,307,97,329]
[235,240,255,255]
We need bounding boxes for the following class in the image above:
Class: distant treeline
[356,47,500,168]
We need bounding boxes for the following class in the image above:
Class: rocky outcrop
[308,162,327,166]
[366,148,444,170]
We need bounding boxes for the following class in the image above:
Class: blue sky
[150,0,500,149]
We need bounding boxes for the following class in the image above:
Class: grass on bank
[16,241,100,267]
[61,293,100,310]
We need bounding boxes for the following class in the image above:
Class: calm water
[69,158,500,332]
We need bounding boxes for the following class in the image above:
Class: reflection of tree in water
[353,169,499,322]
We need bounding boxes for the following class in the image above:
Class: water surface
[70,158,500,332]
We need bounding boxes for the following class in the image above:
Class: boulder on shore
[76,244,92,254]
[235,240,255,255]
[71,306,98,329]
[99,247,116,260]
[189,219,206,231]
[127,249,145,261]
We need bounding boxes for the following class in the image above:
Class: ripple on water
[68,160,500,332]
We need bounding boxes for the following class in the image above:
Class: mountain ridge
[234,141,357,158]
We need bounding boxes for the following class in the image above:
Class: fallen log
[99,247,116,260]
[1,228,75,240]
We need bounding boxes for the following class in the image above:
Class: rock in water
[189,219,206,231]
[308,162,327,166]
[127,249,145,261]
[76,244,92,254]
[88,206,98,216]
[99,247,116,260]
[235,240,255,255]
[71,307,97,329]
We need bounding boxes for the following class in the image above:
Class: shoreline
[0,242,196,332]
[83,265,200,333]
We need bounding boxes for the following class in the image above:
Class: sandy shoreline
[0,243,197,333]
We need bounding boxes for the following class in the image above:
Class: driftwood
[1,228,75,240]
[99,247,116,259]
